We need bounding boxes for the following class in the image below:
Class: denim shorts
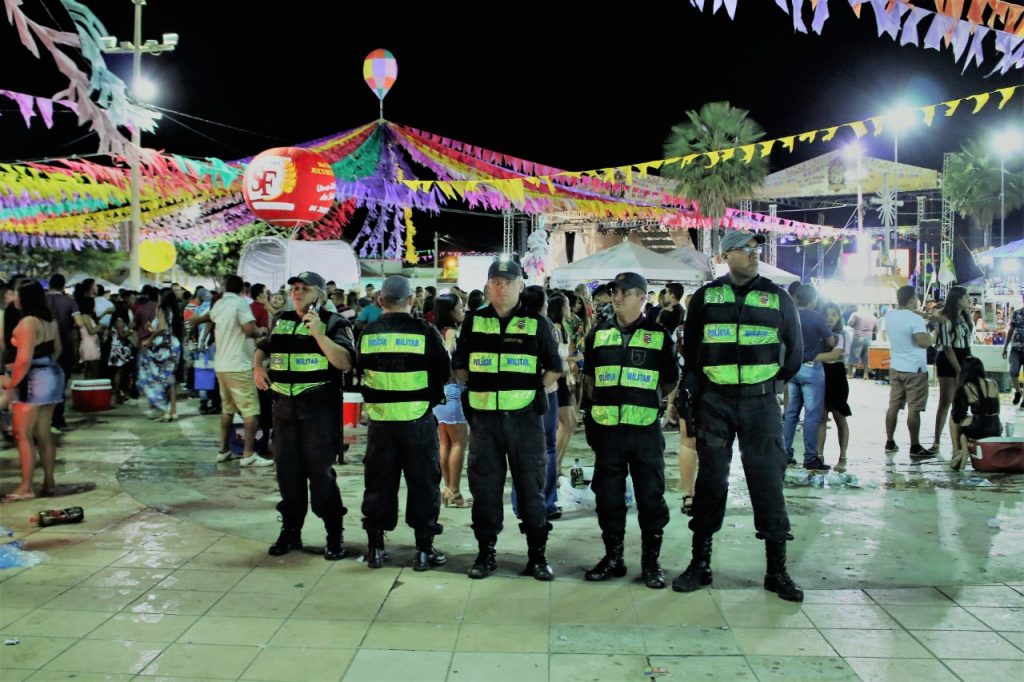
[14,357,66,405]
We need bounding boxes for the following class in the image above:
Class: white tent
[713,261,801,286]
[665,246,713,276]
[238,237,360,292]
[549,241,708,289]
[665,245,801,286]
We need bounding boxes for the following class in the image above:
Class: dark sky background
[2,1,1022,265]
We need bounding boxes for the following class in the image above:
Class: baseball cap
[608,272,647,292]
[380,275,413,300]
[719,230,766,254]
[487,259,523,280]
[287,271,327,289]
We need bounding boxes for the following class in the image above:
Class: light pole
[992,128,1023,247]
[888,105,916,268]
[99,1,177,289]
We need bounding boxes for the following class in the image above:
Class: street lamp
[887,105,917,266]
[99,1,177,290]
[991,128,1024,247]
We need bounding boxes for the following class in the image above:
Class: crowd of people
[3,232,1007,604]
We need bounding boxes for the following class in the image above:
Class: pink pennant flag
[35,97,55,128]
[11,91,36,126]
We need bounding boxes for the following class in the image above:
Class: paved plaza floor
[0,378,1021,681]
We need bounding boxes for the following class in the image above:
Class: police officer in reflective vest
[452,259,563,581]
[582,272,678,589]
[254,271,355,561]
[357,276,452,571]
[672,231,806,602]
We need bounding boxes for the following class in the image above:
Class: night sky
[2,1,1022,258]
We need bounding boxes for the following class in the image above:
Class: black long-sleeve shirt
[682,275,803,390]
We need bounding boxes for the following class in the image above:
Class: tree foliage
[943,138,1023,248]
[662,101,770,221]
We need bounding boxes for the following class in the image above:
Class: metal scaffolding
[940,153,955,291]
[502,209,515,254]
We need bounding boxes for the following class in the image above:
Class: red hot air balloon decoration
[242,147,336,227]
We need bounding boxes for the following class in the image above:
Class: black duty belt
[704,379,782,398]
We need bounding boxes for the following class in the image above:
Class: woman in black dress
[817,303,852,472]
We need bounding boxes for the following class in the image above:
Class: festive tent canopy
[978,238,1024,259]
[713,260,800,286]
[238,237,360,291]
[665,246,713,274]
[549,241,708,289]
[665,244,800,285]
[755,150,941,200]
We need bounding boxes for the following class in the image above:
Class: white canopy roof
[549,240,708,289]
[664,245,801,286]
[713,261,801,286]
[238,237,360,292]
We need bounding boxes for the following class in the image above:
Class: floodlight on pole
[885,105,917,257]
[98,0,177,290]
[991,127,1023,247]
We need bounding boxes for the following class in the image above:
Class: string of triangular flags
[401,83,1022,201]
[689,1,1024,75]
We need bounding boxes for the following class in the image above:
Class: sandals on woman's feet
[949,450,968,471]
[681,495,694,516]
[450,492,472,508]
[834,457,847,473]
[2,491,36,503]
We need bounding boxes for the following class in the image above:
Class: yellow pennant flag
[967,93,991,113]
[848,121,869,138]
[680,154,699,167]
[759,140,776,157]
[920,105,937,126]
[718,148,735,163]
[867,116,886,136]
[778,136,796,153]
[943,99,962,116]
[703,151,721,168]
[996,86,1018,109]
[820,127,839,142]
[798,131,818,144]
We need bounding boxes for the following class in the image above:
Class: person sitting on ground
[949,356,1002,471]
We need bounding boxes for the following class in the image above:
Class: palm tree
[662,101,770,250]
[943,138,1024,249]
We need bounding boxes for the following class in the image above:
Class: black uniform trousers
[689,390,792,542]
[468,409,549,540]
[361,413,443,536]
[273,384,346,532]
[591,423,669,537]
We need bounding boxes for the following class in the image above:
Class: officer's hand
[303,311,323,338]
[254,366,270,391]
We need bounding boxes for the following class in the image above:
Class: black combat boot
[365,529,386,568]
[268,527,302,556]
[640,533,666,589]
[584,533,627,581]
[467,538,497,579]
[764,539,804,602]
[522,527,554,582]
[671,534,713,592]
[412,532,447,572]
[323,524,345,561]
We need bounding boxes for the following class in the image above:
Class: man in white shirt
[210,275,269,466]
[884,286,935,461]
